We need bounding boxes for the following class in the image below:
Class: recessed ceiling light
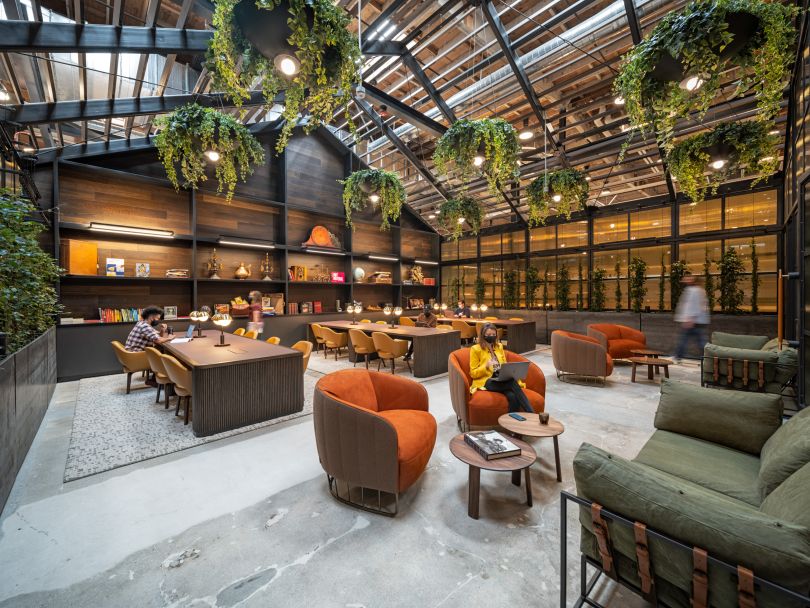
[769,130,779,135]
[585,176,592,181]
[760,156,774,162]
[518,130,533,140]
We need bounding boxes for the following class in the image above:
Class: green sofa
[572,379,810,607]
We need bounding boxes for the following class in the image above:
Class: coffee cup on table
[539,412,550,425]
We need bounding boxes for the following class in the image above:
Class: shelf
[288,281,351,287]
[353,282,398,287]
[402,283,439,288]
[62,275,193,282]
[59,222,195,243]
[196,278,286,284]
[59,316,192,327]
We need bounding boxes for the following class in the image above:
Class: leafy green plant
[449,277,461,304]
[473,276,486,306]
[718,246,745,313]
[503,270,519,309]
[670,259,688,309]
[628,256,648,313]
[155,104,265,202]
[614,261,623,312]
[591,268,607,312]
[432,118,520,199]
[613,0,798,150]
[438,195,484,240]
[658,253,666,311]
[750,238,760,313]
[704,247,716,311]
[340,169,405,231]
[556,264,571,311]
[667,120,779,203]
[207,0,361,153]
[526,266,541,308]
[0,191,62,353]
[577,258,585,310]
[526,169,590,225]
[542,264,550,308]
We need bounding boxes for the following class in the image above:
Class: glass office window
[630,245,671,310]
[479,234,500,257]
[679,240,722,275]
[592,249,627,310]
[441,240,458,262]
[558,221,588,249]
[480,260,502,307]
[725,190,778,229]
[680,198,722,234]
[530,256,556,308]
[557,252,588,309]
[630,207,671,241]
[726,235,778,312]
[529,226,555,251]
[458,236,477,259]
[593,213,628,244]
[503,230,526,254]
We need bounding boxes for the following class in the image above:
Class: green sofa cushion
[635,430,762,506]
[774,347,799,385]
[711,331,769,349]
[654,379,782,455]
[759,408,810,497]
[761,462,810,528]
[574,443,810,596]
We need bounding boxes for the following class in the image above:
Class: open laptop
[491,361,530,383]
[170,324,195,344]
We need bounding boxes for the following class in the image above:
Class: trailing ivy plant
[438,194,484,241]
[704,247,716,311]
[155,104,265,202]
[718,246,745,313]
[542,264,550,309]
[474,276,487,306]
[658,253,666,311]
[207,0,361,153]
[591,268,607,312]
[526,169,590,225]
[432,118,520,199]
[670,259,688,310]
[750,238,760,313]
[667,120,779,203]
[503,270,520,309]
[0,190,62,353]
[556,264,571,311]
[614,261,623,312]
[526,266,541,308]
[341,169,405,231]
[628,256,648,313]
[613,0,798,150]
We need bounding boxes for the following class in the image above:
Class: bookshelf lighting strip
[368,255,399,262]
[414,259,439,266]
[89,223,174,239]
[218,238,276,249]
[304,248,345,256]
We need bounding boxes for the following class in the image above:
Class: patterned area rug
[63,370,322,482]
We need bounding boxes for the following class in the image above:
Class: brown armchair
[551,330,613,384]
[313,369,437,516]
[111,340,150,394]
[448,348,546,431]
[586,323,646,359]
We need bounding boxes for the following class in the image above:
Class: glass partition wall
[441,186,781,312]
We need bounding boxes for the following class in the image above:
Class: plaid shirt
[124,321,161,352]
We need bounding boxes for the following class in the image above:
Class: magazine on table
[464,431,521,460]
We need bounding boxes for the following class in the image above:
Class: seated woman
[469,323,533,413]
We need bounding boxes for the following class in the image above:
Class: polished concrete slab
[0,348,700,607]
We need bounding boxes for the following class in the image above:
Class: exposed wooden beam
[361,82,447,136]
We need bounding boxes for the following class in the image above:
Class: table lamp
[480,304,488,318]
[199,305,211,336]
[440,303,448,317]
[393,306,403,328]
[355,303,363,322]
[471,303,479,318]
[190,308,210,338]
[347,304,355,324]
[383,305,393,328]
[211,313,232,347]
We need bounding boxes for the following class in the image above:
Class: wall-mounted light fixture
[89,223,174,239]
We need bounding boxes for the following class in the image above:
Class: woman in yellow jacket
[469,323,533,413]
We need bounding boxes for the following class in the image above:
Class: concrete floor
[0,348,700,607]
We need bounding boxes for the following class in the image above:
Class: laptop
[185,324,195,339]
[491,361,530,383]
[170,325,195,344]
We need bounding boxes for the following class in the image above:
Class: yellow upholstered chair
[310,323,326,353]
[484,316,499,320]
[291,340,313,372]
[372,331,411,374]
[451,320,477,345]
[360,319,372,323]
[436,324,454,331]
[243,329,258,340]
[161,354,193,425]
[233,328,246,336]
[111,340,150,394]
[320,326,348,360]
[375,320,387,325]
[349,328,378,369]
[399,316,416,326]
[265,336,281,345]
[145,346,172,407]
[509,317,524,321]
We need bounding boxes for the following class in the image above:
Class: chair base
[555,371,607,386]
[327,475,399,517]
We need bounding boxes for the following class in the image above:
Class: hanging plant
[154,104,265,202]
[667,120,778,203]
[526,168,589,226]
[614,261,623,312]
[207,0,361,154]
[340,169,405,231]
[432,118,520,199]
[438,195,484,241]
[613,0,798,149]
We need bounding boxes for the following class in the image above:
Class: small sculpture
[261,253,274,281]
[410,265,424,284]
[205,249,223,279]
[234,262,252,280]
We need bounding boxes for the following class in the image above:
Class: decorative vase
[235,262,252,280]
[206,248,223,279]
[261,253,274,281]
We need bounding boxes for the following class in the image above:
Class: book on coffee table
[464,431,521,460]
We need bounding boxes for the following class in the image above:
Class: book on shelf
[135,262,150,277]
[214,303,230,314]
[105,258,125,277]
[463,431,521,460]
[300,302,312,314]
[287,302,299,315]
[313,301,322,313]
[97,307,142,323]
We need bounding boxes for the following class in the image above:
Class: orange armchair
[111,340,150,394]
[551,330,613,383]
[313,369,437,515]
[448,348,546,431]
[586,323,646,359]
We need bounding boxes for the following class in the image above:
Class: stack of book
[463,431,521,460]
[98,307,142,323]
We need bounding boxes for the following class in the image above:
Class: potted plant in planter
[750,237,760,313]
[670,259,688,309]
[542,264,550,309]
[475,276,487,306]
[155,104,265,202]
[667,120,779,203]
[438,194,484,241]
[556,264,571,311]
[658,253,666,311]
[718,246,745,313]
[613,0,797,149]
[704,247,716,311]
[503,270,519,309]
[591,268,607,312]
[628,256,648,313]
[526,266,541,308]
[341,168,406,231]
[526,168,589,225]
[207,0,361,154]
[432,118,520,199]
[614,261,623,312]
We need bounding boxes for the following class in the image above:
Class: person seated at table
[453,299,471,318]
[469,323,533,414]
[124,306,172,352]
[405,305,438,361]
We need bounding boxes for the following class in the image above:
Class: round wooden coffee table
[449,434,536,520]
[498,413,565,482]
[629,356,673,382]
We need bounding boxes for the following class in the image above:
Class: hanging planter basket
[207,0,361,154]
[432,118,520,199]
[526,169,589,226]
[438,194,483,241]
[613,0,798,150]
[154,103,265,202]
[667,120,779,203]
[341,168,406,231]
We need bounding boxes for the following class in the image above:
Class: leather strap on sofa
[727,358,734,384]
[712,357,719,383]
[633,522,657,605]
[691,547,709,608]
[590,503,615,577]
[757,361,765,390]
[737,566,756,608]
[742,360,749,386]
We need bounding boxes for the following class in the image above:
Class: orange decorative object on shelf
[302,225,342,249]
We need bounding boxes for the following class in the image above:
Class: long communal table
[428,317,537,354]
[161,330,304,437]
[316,320,461,378]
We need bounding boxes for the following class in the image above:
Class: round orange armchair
[586,323,646,359]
